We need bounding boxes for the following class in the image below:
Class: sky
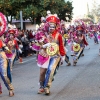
[66,0,100,19]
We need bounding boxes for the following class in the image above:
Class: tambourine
[73,43,80,52]
[0,12,6,36]
[46,43,59,56]
[63,34,69,39]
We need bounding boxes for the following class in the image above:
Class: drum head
[46,43,59,56]
[63,34,69,39]
[73,43,80,52]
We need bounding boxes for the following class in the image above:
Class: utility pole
[20,11,23,30]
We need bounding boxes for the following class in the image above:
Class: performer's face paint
[49,24,56,33]
[9,34,14,40]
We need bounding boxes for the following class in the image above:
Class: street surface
[1,39,100,100]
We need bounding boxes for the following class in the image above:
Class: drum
[46,43,59,56]
[63,34,69,39]
[73,43,80,52]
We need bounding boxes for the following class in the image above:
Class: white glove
[19,44,23,49]
[42,43,51,48]
[30,46,32,48]
[73,42,77,45]
[5,46,9,51]
[19,48,22,54]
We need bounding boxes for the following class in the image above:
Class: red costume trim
[51,30,66,56]
[83,35,88,46]
[14,40,19,49]
[0,40,3,48]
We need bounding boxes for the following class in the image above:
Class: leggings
[0,52,14,91]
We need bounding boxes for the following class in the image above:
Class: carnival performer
[8,29,19,67]
[0,12,14,97]
[0,36,14,96]
[42,14,66,95]
[93,29,99,44]
[60,22,71,66]
[5,28,19,83]
[34,31,50,94]
[33,18,51,94]
[72,26,88,66]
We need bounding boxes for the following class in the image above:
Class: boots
[37,82,44,94]
[73,60,77,66]
[9,90,14,97]
[19,57,23,63]
[67,62,71,66]
[37,88,45,94]
[0,83,2,94]
[81,54,84,57]
[44,87,50,95]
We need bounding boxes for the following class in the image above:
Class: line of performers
[30,11,93,95]
[1,11,100,97]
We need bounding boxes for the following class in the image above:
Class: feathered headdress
[0,12,7,37]
[8,24,18,36]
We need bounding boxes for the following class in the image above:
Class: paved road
[1,39,100,100]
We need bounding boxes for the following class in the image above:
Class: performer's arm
[58,34,66,56]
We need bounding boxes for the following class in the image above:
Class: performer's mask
[49,24,56,33]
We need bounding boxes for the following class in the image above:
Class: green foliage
[0,0,73,23]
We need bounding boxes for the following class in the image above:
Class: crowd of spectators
[5,29,36,63]
[17,29,36,57]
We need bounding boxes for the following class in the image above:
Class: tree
[0,0,25,23]
[0,0,73,24]
[90,0,100,23]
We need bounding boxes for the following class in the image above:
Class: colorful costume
[72,26,88,66]
[0,39,14,96]
[36,13,66,95]
[43,29,66,94]
[0,12,14,97]
[43,14,66,95]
